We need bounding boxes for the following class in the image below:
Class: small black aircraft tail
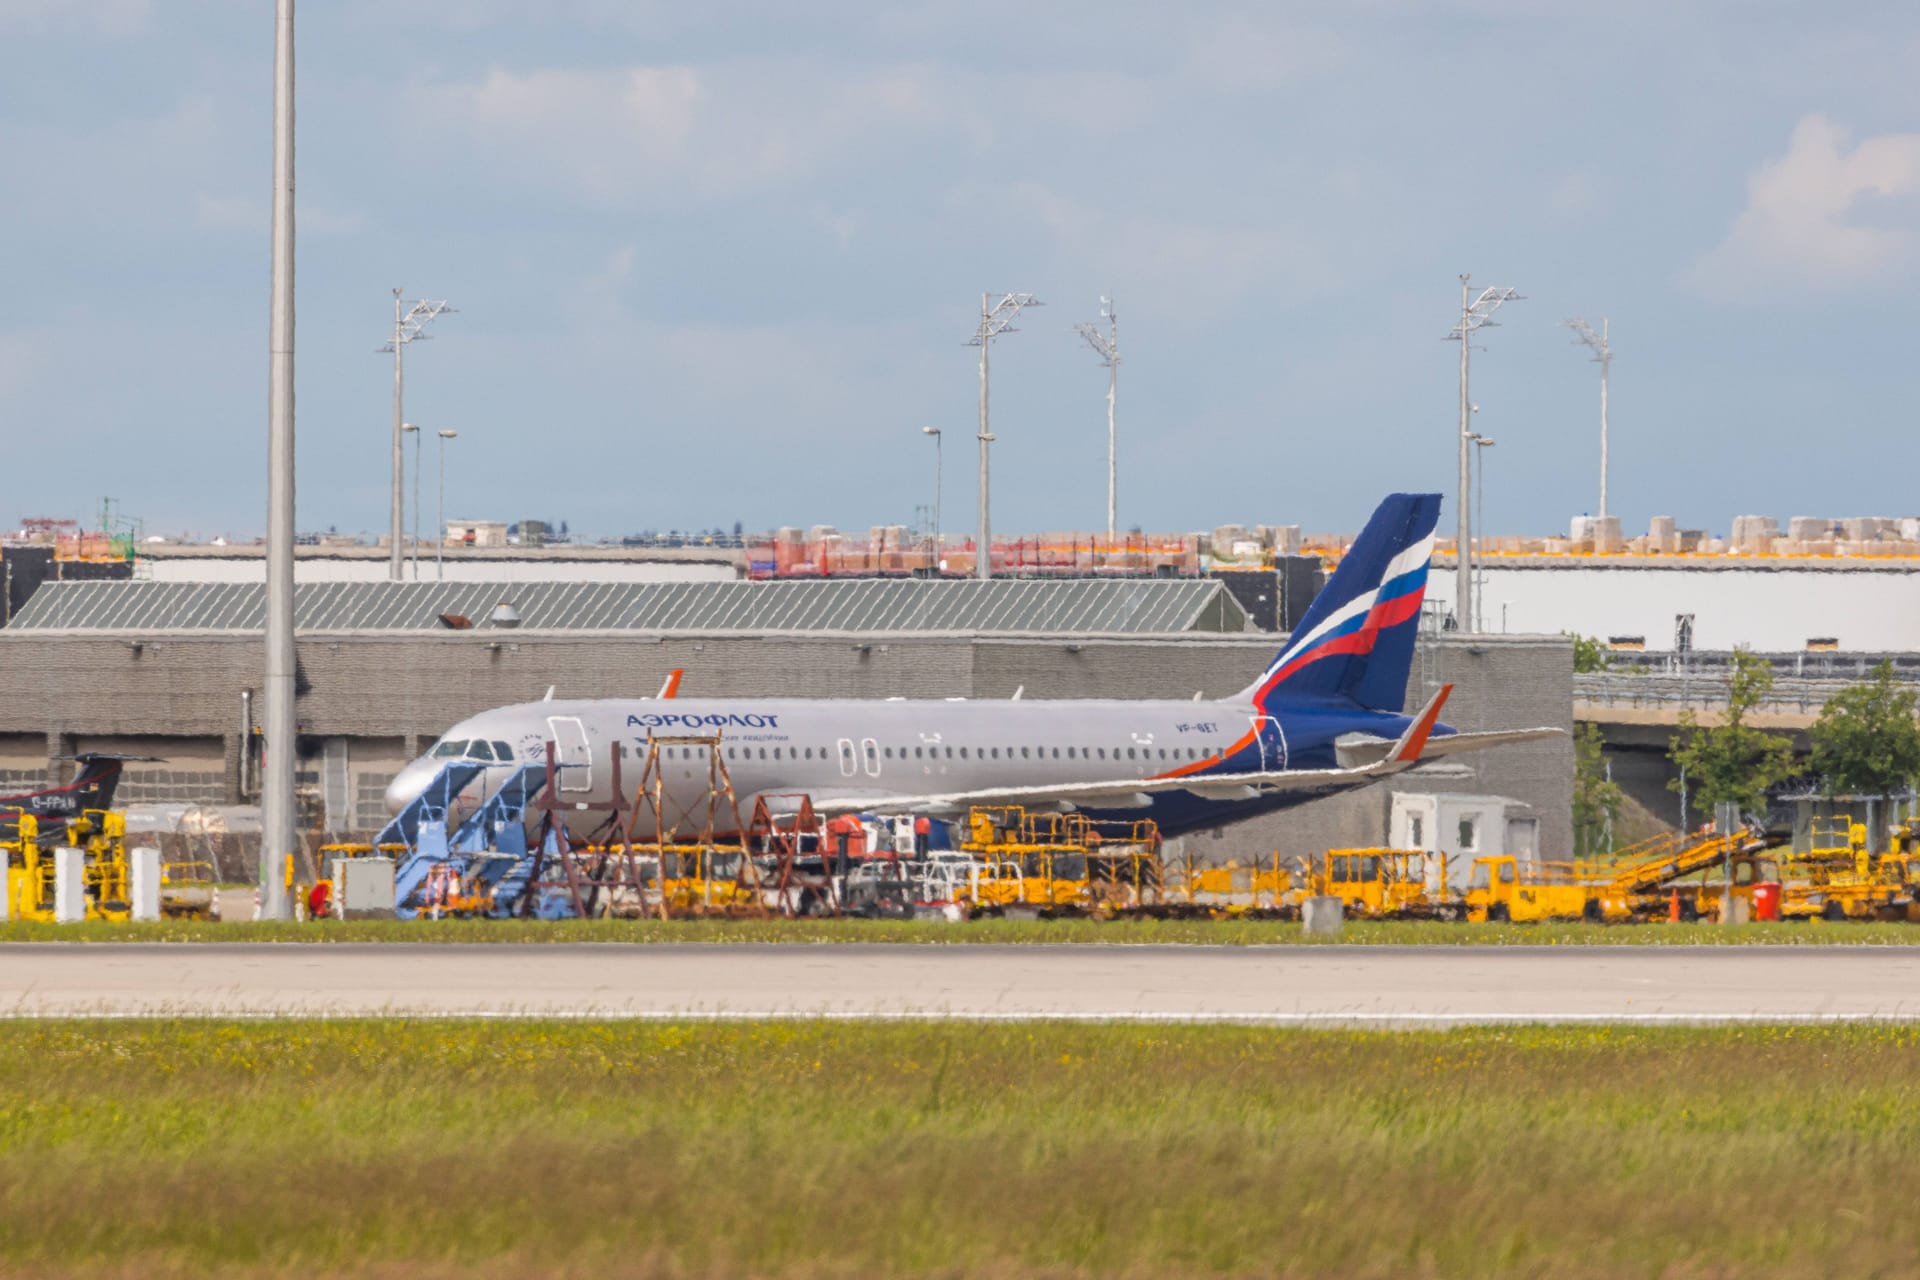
[0,753,159,830]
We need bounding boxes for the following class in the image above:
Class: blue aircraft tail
[1242,493,1441,713]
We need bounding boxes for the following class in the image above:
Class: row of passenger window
[659,744,1222,764]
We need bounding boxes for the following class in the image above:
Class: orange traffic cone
[1668,890,1681,923]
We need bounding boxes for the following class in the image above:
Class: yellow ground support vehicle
[4,811,133,922]
[654,847,764,916]
[160,855,218,920]
[1713,848,1913,922]
[1577,828,1764,921]
[1765,819,1917,921]
[1315,849,1450,919]
[1464,856,1591,923]
[958,806,1161,912]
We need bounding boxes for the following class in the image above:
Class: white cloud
[413,62,979,203]
[0,0,149,36]
[410,59,1171,206]
[423,66,705,201]
[1011,182,1335,317]
[1691,114,1920,298]
[1549,170,1601,216]
[1181,17,1348,92]
[0,332,45,399]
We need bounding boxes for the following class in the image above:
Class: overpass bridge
[1578,657,1920,826]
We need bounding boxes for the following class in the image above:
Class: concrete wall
[0,629,1573,858]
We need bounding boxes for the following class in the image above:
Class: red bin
[1751,882,1782,922]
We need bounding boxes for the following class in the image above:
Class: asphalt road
[4,943,1920,1023]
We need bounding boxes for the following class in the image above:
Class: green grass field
[5,914,1920,944]
[2,1020,1915,1277]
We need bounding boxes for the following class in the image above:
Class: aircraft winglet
[659,669,684,700]
[1389,684,1452,764]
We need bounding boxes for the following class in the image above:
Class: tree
[1572,723,1623,857]
[1668,648,1801,818]
[1570,633,1611,674]
[1808,660,1920,797]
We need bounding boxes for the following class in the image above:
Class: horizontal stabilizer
[1337,724,1564,769]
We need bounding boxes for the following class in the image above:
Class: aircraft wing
[802,685,1493,818]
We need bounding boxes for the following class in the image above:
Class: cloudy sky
[4,1,1918,541]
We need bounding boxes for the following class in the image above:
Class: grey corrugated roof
[6,578,1246,634]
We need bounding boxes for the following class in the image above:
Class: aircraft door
[861,737,881,777]
[546,716,592,792]
[837,738,857,778]
[1252,715,1288,772]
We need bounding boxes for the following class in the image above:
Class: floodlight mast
[1565,317,1613,520]
[1445,275,1521,634]
[1074,297,1119,540]
[967,292,1041,580]
[260,0,295,921]
[378,290,454,581]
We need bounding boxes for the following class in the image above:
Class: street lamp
[1074,297,1119,540]
[1565,317,1614,520]
[378,290,454,581]
[967,292,1041,580]
[435,429,458,583]
[1445,275,1522,632]
[921,426,942,573]
[401,422,420,580]
[1470,432,1496,632]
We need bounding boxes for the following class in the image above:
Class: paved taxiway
[4,944,1920,1022]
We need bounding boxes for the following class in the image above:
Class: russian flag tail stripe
[1239,493,1441,715]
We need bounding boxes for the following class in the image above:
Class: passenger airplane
[385,494,1558,839]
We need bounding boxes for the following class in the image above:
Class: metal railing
[1575,672,1920,715]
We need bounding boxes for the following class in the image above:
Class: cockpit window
[431,739,470,759]
[493,741,515,762]
[468,741,496,762]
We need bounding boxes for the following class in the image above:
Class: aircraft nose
[384,758,439,815]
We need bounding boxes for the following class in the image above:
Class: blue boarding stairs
[373,760,572,919]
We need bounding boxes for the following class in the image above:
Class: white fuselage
[385,694,1316,840]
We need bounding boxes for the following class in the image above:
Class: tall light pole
[378,290,453,581]
[401,422,420,580]
[1565,317,1613,520]
[921,425,942,572]
[1470,432,1495,632]
[1074,296,1119,540]
[1445,276,1521,633]
[435,429,457,582]
[967,292,1041,580]
[260,0,296,920]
